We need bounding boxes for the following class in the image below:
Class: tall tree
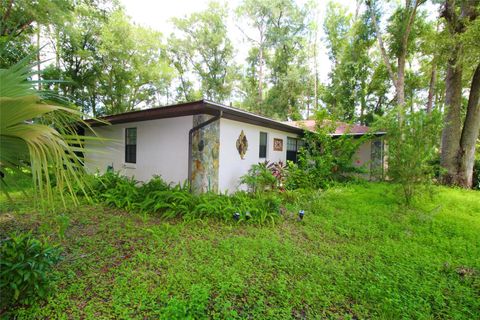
[366,0,426,124]
[42,1,110,115]
[322,2,378,123]
[0,0,72,67]
[172,2,237,103]
[98,10,173,114]
[440,0,480,188]
[236,0,270,104]
[166,36,200,103]
[237,0,310,120]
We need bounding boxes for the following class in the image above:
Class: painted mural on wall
[236,130,248,159]
[191,114,220,193]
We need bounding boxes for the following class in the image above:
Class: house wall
[218,118,299,193]
[352,137,386,180]
[353,141,372,168]
[84,116,192,184]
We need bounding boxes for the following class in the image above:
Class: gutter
[188,111,223,192]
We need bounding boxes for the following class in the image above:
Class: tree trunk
[457,63,480,187]
[440,44,464,185]
[426,61,436,113]
[313,8,319,113]
[366,0,421,126]
[396,54,406,124]
[258,44,264,102]
[440,0,479,187]
[426,22,440,113]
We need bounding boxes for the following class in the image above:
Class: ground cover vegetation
[1,175,479,318]
[86,171,283,224]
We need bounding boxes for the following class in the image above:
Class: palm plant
[0,57,99,208]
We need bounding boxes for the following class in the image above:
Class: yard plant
[1,180,479,319]
[0,232,61,308]
[87,172,283,224]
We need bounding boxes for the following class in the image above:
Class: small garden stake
[298,210,305,221]
[233,212,240,221]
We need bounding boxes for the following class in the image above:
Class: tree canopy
[1,0,479,187]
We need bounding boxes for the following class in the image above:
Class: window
[125,128,137,163]
[286,137,303,163]
[259,132,267,158]
[370,138,384,179]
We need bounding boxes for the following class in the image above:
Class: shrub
[267,161,288,190]
[240,161,288,192]
[82,171,127,197]
[284,160,315,190]
[286,112,366,190]
[375,109,443,204]
[0,233,62,308]
[240,161,276,193]
[229,192,281,224]
[473,159,480,190]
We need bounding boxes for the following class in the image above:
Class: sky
[119,0,359,82]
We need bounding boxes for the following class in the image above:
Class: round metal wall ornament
[198,139,205,152]
[236,130,248,159]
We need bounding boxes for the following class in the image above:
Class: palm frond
[0,56,104,209]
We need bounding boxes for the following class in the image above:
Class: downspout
[188,111,223,192]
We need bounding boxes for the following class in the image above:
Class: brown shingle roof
[286,120,384,136]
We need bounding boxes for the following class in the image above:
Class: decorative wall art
[236,130,248,159]
[273,138,283,151]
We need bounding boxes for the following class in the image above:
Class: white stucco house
[84,100,385,193]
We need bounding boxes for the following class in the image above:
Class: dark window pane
[286,137,304,163]
[287,137,297,151]
[125,128,137,163]
[286,150,297,162]
[125,145,136,163]
[126,128,137,145]
[259,132,267,158]
[260,132,267,145]
[297,139,304,149]
[259,145,267,158]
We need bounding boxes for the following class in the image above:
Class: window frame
[125,127,137,164]
[286,137,303,163]
[259,131,268,158]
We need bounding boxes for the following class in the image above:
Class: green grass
[1,183,479,319]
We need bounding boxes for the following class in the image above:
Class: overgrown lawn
[1,183,479,319]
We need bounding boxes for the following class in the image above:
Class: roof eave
[84,100,304,135]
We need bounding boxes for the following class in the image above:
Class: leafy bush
[473,159,480,190]
[0,233,62,308]
[102,176,141,211]
[284,160,315,190]
[239,161,277,192]
[81,171,128,196]
[240,161,288,192]
[375,110,443,204]
[285,113,366,190]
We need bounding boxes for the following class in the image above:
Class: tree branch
[366,1,398,88]
[1,0,14,28]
